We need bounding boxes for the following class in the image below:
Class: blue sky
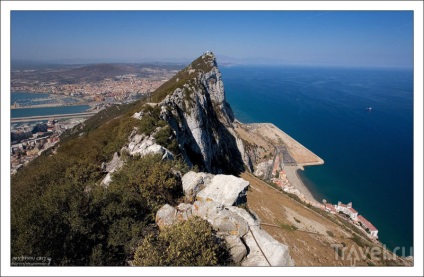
[11,11,413,68]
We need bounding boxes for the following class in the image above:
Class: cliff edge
[136,52,251,174]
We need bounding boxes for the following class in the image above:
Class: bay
[221,65,413,256]
[11,92,90,118]
[11,105,91,118]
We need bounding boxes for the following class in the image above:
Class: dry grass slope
[241,172,411,266]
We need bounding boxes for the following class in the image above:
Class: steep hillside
[242,173,410,266]
[10,52,410,267]
[10,53,253,266]
[140,52,247,174]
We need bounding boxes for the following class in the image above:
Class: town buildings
[324,201,379,239]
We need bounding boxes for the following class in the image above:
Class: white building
[335,201,358,220]
[358,215,379,238]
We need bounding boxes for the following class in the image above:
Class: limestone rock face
[224,235,248,264]
[104,152,124,173]
[241,225,295,266]
[155,171,294,266]
[100,152,124,187]
[191,200,249,237]
[254,159,274,179]
[181,171,213,202]
[156,204,178,229]
[127,133,174,160]
[100,129,174,187]
[196,174,249,207]
[158,52,249,174]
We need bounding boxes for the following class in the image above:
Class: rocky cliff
[139,52,252,174]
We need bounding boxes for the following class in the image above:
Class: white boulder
[196,174,249,207]
[241,225,294,266]
[156,204,178,229]
[182,171,213,201]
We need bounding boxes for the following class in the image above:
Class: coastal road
[11,111,98,123]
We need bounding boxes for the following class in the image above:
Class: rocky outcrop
[196,174,249,206]
[126,131,174,160]
[100,152,124,187]
[181,171,214,202]
[155,171,294,266]
[102,152,124,173]
[155,204,178,228]
[154,52,250,174]
[224,235,248,264]
[100,128,174,187]
[241,225,294,266]
[254,159,274,180]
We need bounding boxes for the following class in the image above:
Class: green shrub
[133,217,232,266]
[111,154,183,214]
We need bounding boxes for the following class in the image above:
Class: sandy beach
[235,122,324,205]
[284,165,320,204]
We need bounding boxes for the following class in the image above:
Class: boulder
[196,174,249,207]
[241,225,294,266]
[156,204,178,229]
[227,206,259,226]
[100,152,124,187]
[182,171,213,201]
[210,208,249,237]
[132,111,143,120]
[191,200,248,237]
[127,135,174,160]
[176,203,193,221]
[224,235,248,264]
[105,152,124,172]
[101,173,113,187]
[154,171,294,266]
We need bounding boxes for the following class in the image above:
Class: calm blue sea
[11,92,90,118]
[11,91,55,106]
[221,65,413,256]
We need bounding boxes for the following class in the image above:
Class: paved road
[10,112,98,123]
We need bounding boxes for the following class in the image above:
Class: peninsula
[10,52,411,267]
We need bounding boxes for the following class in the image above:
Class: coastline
[234,121,324,206]
[264,123,324,206]
[283,165,320,204]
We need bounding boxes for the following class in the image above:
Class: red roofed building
[335,201,358,220]
[358,215,378,238]
[347,206,358,220]
[324,203,337,214]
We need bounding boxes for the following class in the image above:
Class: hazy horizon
[11,11,413,69]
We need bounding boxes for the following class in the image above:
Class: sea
[220,65,414,256]
[11,92,90,118]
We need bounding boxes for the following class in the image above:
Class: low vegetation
[11,67,211,266]
[11,53,228,266]
[11,150,185,265]
[151,54,213,103]
[133,217,232,266]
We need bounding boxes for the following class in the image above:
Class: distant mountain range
[11,63,184,85]
[11,54,294,70]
